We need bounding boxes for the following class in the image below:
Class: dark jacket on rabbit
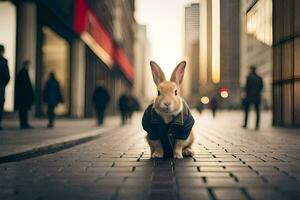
[142,102,195,157]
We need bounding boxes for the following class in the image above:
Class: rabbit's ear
[150,61,166,86]
[170,61,186,85]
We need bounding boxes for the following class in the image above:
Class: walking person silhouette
[43,72,63,128]
[92,80,110,126]
[0,45,10,130]
[242,66,263,130]
[15,60,34,129]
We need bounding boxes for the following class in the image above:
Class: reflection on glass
[283,84,292,125]
[212,0,220,84]
[295,82,300,125]
[295,38,300,76]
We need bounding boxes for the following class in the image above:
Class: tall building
[273,0,300,127]
[0,0,136,118]
[133,24,155,107]
[193,0,240,108]
[183,3,200,105]
[219,0,240,108]
[240,0,273,110]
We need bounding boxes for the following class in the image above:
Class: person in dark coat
[126,95,140,121]
[196,101,203,114]
[15,60,34,129]
[43,72,63,128]
[92,81,110,125]
[118,93,130,125]
[242,66,264,130]
[210,97,218,118]
[0,45,10,130]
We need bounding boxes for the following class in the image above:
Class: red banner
[73,0,134,81]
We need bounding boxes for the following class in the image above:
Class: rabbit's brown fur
[145,61,195,159]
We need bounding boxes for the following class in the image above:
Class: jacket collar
[150,104,185,126]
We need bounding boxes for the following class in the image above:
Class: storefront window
[42,27,70,115]
[273,85,282,125]
[295,38,300,76]
[0,2,16,111]
[283,84,292,126]
[282,41,293,79]
[295,82,300,126]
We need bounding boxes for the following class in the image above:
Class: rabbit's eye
[175,90,178,96]
[158,90,161,96]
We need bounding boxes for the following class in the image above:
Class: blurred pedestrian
[210,97,218,118]
[242,66,263,130]
[127,95,140,121]
[196,101,203,114]
[118,93,129,125]
[15,60,34,129]
[43,72,63,128]
[0,44,10,130]
[92,81,110,125]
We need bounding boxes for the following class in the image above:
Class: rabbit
[142,61,195,159]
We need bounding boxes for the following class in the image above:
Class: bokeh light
[201,96,210,104]
[220,91,229,98]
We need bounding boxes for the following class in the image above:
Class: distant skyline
[135,0,197,78]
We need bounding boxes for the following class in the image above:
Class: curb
[0,127,116,163]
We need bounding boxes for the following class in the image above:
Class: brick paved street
[0,111,299,200]
[0,117,119,159]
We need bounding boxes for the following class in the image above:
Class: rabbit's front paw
[182,148,194,157]
[151,151,164,158]
[173,151,183,159]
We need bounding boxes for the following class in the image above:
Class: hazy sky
[135,0,196,78]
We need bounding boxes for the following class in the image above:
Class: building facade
[240,0,273,110]
[78,0,136,117]
[273,0,300,127]
[0,0,136,118]
[183,3,200,105]
[219,0,240,108]
[187,0,240,108]
[133,24,155,107]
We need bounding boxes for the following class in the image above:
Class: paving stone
[175,166,199,172]
[176,177,206,188]
[149,189,177,200]
[123,177,152,187]
[213,154,237,158]
[178,189,211,200]
[174,171,203,178]
[0,113,299,199]
[206,177,237,186]
[91,161,114,167]
[231,171,259,177]
[199,172,231,178]
[213,188,247,200]
[86,166,134,173]
[113,161,154,167]
[225,166,253,172]
[193,154,214,158]
[117,188,149,200]
[106,171,152,177]
[247,189,290,200]
[199,166,226,172]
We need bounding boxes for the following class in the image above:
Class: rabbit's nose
[163,102,171,106]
